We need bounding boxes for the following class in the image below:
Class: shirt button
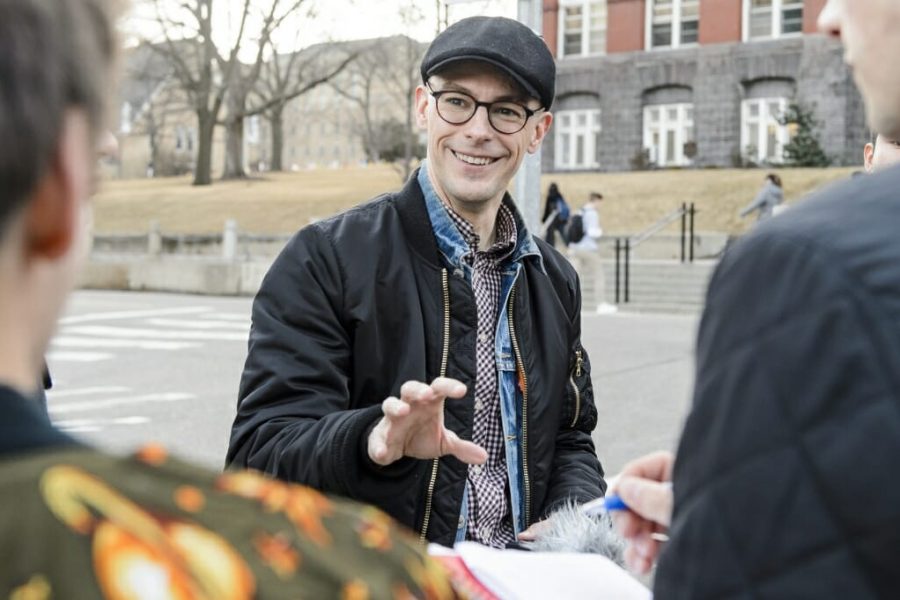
[475,400,484,411]
[480,526,492,540]
[478,332,488,343]
[458,515,465,528]
[472,465,482,476]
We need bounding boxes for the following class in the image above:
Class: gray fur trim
[530,502,626,566]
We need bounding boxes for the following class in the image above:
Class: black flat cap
[421,16,556,109]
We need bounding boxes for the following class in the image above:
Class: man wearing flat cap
[228,16,607,547]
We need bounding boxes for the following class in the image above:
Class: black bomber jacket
[227,172,606,546]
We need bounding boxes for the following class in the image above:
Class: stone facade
[545,0,867,173]
[548,35,866,172]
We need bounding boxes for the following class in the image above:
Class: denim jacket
[418,163,544,536]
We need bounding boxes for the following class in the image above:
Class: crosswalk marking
[50,392,196,414]
[46,351,113,363]
[59,306,211,325]
[200,313,250,321]
[144,318,249,330]
[55,416,150,429]
[49,307,251,367]
[52,336,200,350]
[63,325,248,341]
[47,386,130,399]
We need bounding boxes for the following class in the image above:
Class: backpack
[567,212,585,243]
[556,197,571,221]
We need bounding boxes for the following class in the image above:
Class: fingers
[381,396,410,420]
[617,450,675,483]
[624,542,656,575]
[441,429,487,465]
[367,417,394,466]
[616,475,673,527]
[430,377,467,399]
[517,518,551,541]
[400,380,436,404]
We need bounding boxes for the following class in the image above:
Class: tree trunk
[222,114,246,179]
[269,105,285,172]
[193,110,215,186]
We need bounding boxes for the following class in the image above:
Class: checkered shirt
[443,201,518,548]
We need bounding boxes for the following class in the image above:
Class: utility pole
[515,0,544,234]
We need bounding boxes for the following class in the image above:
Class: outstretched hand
[367,377,488,467]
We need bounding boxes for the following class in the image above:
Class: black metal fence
[614,203,697,304]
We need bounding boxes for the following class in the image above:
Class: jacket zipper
[419,267,450,542]
[507,285,532,528]
[568,349,583,428]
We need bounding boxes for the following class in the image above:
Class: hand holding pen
[603,451,675,574]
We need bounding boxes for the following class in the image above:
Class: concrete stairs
[573,257,718,315]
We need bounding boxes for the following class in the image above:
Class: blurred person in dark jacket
[610,1,900,597]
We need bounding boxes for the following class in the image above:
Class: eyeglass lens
[434,91,530,134]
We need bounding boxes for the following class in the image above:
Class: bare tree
[333,34,426,182]
[219,0,311,179]
[253,44,357,172]
[141,0,251,185]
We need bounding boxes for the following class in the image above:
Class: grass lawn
[93,164,858,236]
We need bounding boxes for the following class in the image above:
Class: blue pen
[581,493,628,517]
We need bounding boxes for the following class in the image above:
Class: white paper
[452,541,652,600]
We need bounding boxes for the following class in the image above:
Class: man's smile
[451,150,500,167]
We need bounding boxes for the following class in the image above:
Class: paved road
[48,290,698,475]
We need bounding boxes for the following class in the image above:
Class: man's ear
[24,110,90,260]
[527,111,553,154]
[864,142,875,173]
[415,85,429,130]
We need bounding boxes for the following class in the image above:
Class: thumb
[616,476,673,527]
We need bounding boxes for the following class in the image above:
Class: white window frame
[742,0,804,41]
[558,0,607,58]
[554,109,602,170]
[740,97,791,163]
[642,103,695,167]
[645,0,700,51]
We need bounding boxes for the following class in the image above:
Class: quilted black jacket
[656,166,900,598]
[227,172,606,545]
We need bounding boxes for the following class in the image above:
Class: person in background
[568,191,604,252]
[864,132,900,172]
[0,0,455,596]
[542,182,570,247]
[567,192,615,314]
[739,172,783,221]
[611,0,900,597]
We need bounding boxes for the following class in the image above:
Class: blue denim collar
[418,160,543,272]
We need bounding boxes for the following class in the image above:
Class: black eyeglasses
[427,83,542,135]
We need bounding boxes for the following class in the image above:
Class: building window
[559,1,607,58]
[555,109,602,169]
[643,104,695,167]
[744,0,803,40]
[741,98,791,163]
[647,0,699,50]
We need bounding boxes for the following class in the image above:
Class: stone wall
[549,35,865,172]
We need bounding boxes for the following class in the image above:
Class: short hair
[0,0,117,235]
[589,191,603,201]
[766,173,782,187]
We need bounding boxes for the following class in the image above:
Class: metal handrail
[613,203,697,305]
[629,206,686,249]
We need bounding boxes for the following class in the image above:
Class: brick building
[542,0,866,172]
